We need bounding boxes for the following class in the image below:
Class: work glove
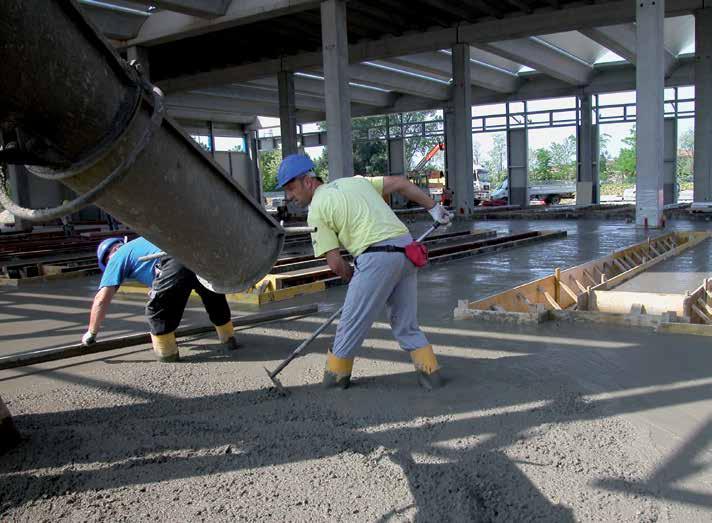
[428,203,453,226]
[81,330,97,346]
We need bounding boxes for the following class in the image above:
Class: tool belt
[362,241,429,268]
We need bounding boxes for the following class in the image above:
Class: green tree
[259,149,282,192]
[485,133,507,188]
[313,149,329,181]
[548,135,577,180]
[677,128,694,184]
[611,126,636,182]
[599,133,612,183]
[531,148,553,181]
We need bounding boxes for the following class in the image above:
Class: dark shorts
[145,256,231,335]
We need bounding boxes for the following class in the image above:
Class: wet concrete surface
[1,217,712,521]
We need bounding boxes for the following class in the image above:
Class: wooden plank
[542,289,562,310]
[697,298,712,318]
[657,322,712,336]
[649,244,663,257]
[613,258,630,273]
[559,280,579,301]
[582,269,597,286]
[692,304,712,325]
[570,276,587,293]
[623,255,638,269]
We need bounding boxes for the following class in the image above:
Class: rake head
[264,366,290,397]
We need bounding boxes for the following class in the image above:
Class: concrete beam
[189,85,325,112]
[247,75,394,107]
[167,99,324,124]
[152,0,232,18]
[380,51,520,93]
[478,38,593,85]
[321,0,353,179]
[348,63,450,100]
[349,59,695,121]
[581,23,677,75]
[78,1,149,40]
[635,0,665,227]
[155,0,702,92]
[125,0,320,47]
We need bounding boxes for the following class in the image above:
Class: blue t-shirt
[99,237,162,289]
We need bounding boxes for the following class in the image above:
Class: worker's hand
[81,330,97,346]
[428,203,453,226]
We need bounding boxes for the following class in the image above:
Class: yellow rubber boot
[151,332,179,363]
[215,321,240,351]
[323,350,354,389]
[410,345,443,390]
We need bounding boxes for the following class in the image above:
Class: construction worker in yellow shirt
[277,154,452,390]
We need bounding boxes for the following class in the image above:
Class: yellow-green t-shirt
[307,176,409,257]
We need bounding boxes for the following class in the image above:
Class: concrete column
[451,44,475,216]
[694,9,712,203]
[126,46,150,80]
[320,0,353,180]
[507,128,528,208]
[387,138,405,176]
[207,120,216,158]
[664,117,678,205]
[592,124,600,204]
[576,95,595,206]
[635,0,665,227]
[443,107,457,194]
[387,137,407,207]
[247,130,263,203]
[278,71,299,157]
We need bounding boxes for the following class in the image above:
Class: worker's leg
[145,257,193,362]
[193,279,238,350]
[387,260,443,390]
[325,251,402,388]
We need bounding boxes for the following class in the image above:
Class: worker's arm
[381,176,453,225]
[82,286,118,345]
[382,176,436,209]
[325,249,353,283]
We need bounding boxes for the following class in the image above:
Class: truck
[489,179,575,205]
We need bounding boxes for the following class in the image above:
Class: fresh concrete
[1,218,712,521]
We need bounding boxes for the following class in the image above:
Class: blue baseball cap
[277,154,316,188]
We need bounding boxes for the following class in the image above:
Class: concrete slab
[1,217,711,520]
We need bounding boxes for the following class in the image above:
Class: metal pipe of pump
[0,0,284,293]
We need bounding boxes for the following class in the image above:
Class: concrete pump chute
[0,0,285,293]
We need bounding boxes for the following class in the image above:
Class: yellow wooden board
[117,280,326,306]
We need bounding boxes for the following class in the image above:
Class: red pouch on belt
[404,241,429,267]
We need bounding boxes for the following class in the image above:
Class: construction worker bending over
[81,237,239,362]
[277,154,452,390]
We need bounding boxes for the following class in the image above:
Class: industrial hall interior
[4,0,712,520]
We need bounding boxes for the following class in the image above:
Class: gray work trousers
[332,234,430,358]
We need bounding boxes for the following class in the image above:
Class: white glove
[428,203,453,226]
[81,330,97,346]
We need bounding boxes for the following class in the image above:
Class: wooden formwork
[455,231,712,331]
